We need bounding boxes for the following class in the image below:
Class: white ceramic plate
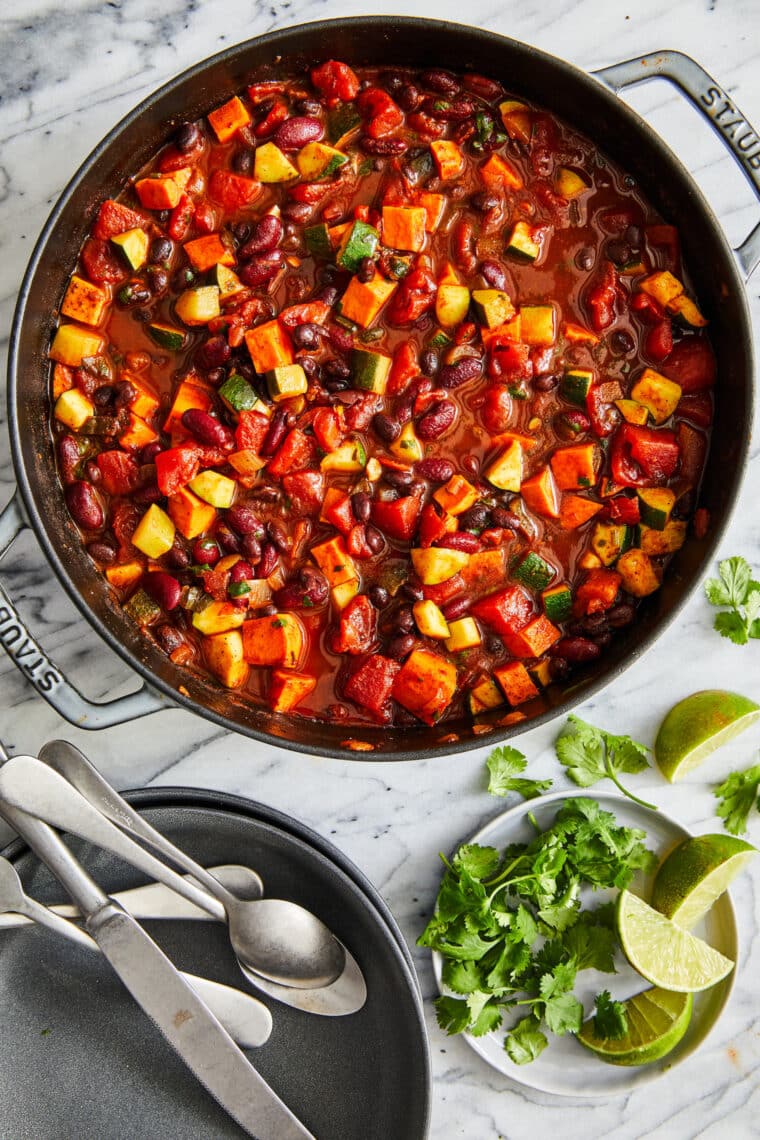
[431,789,737,1098]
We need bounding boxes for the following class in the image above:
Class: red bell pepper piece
[422,574,466,606]
[322,490,355,536]
[282,470,325,516]
[96,450,141,496]
[645,319,673,362]
[472,585,534,638]
[610,424,680,487]
[489,343,532,383]
[416,502,449,548]
[370,496,422,543]
[630,291,665,324]
[343,654,400,722]
[573,569,622,617]
[155,445,202,497]
[662,336,716,392]
[333,596,378,655]
[253,96,289,139]
[310,60,360,106]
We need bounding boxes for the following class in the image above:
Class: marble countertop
[1,1,759,1136]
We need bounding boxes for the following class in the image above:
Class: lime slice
[654,690,760,782]
[577,987,693,1066]
[652,834,755,929]
[616,890,734,992]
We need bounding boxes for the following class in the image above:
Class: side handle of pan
[594,50,760,281]
[0,492,170,728]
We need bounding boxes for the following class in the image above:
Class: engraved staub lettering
[696,84,760,180]
[0,597,62,693]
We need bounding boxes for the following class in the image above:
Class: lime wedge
[577,987,693,1066]
[652,834,755,929]
[616,890,734,992]
[654,690,760,782]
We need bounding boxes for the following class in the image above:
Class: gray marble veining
[1,1,759,1136]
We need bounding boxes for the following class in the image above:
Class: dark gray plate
[0,789,430,1140]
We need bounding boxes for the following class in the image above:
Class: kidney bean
[274,116,324,152]
[87,540,116,565]
[576,612,610,635]
[182,409,235,451]
[232,148,254,175]
[66,482,103,530]
[282,200,313,225]
[197,335,232,371]
[267,519,292,553]
[357,257,375,284]
[459,503,490,531]
[453,219,477,275]
[226,505,264,538]
[387,633,415,661]
[417,399,456,440]
[227,561,253,587]
[435,531,481,553]
[428,97,474,122]
[314,283,339,307]
[550,657,572,681]
[368,585,389,609]
[421,69,460,96]
[58,435,81,485]
[239,215,285,259]
[480,259,510,291]
[113,380,136,410]
[175,121,202,152]
[550,636,601,663]
[258,541,279,578]
[155,623,185,654]
[360,137,408,156]
[350,491,371,524]
[133,482,163,506]
[607,603,635,628]
[470,191,499,213]
[372,413,401,444]
[462,454,480,479]
[148,267,169,296]
[327,324,354,354]
[164,537,190,570]
[216,523,241,554]
[416,457,455,482]
[192,538,220,566]
[533,373,559,392]
[442,597,472,622]
[419,349,439,377]
[363,525,383,555]
[490,508,522,531]
[274,584,309,609]
[299,565,329,603]
[144,571,182,610]
[238,249,284,287]
[462,73,504,99]
[397,85,423,112]
[239,535,261,564]
[260,408,289,457]
[439,356,483,389]
[402,582,424,602]
[84,459,102,485]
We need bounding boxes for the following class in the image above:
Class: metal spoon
[0,863,265,928]
[0,755,346,989]
[0,853,273,1049]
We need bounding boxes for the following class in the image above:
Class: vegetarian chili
[49,60,714,729]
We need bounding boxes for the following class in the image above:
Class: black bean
[365,525,384,554]
[402,582,424,602]
[175,121,202,152]
[470,191,499,212]
[150,237,173,264]
[291,323,322,352]
[113,381,136,410]
[351,492,372,524]
[372,413,401,444]
[387,634,415,661]
[397,85,423,112]
[232,148,254,175]
[368,585,389,609]
[383,468,413,491]
[610,329,635,356]
[93,385,115,408]
[459,504,490,531]
[394,605,415,633]
[607,603,635,628]
[420,349,439,377]
[357,257,375,283]
[533,373,559,392]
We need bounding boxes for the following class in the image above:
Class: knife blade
[0,798,314,1140]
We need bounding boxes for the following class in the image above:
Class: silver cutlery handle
[0,757,226,921]
[38,741,245,906]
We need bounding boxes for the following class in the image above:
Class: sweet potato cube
[52,363,74,399]
[494,661,539,707]
[310,537,357,588]
[126,373,161,420]
[339,275,397,328]
[520,466,560,518]
[167,487,217,539]
[503,614,561,658]
[49,323,104,367]
[460,548,507,597]
[558,494,603,530]
[61,275,109,327]
[244,320,294,373]
[204,630,250,689]
[479,153,523,191]
[269,669,317,712]
[430,140,464,180]
[163,377,214,432]
[105,561,144,592]
[433,474,479,517]
[562,321,600,345]
[416,192,446,233]
[550,444,599,491]
[573,568,622,617]
[331,577,360,611]
[392,648,457,725]
[208,95,252,143]
[135,176,182,210]
[183,234,236,273]
[119,412,158,451]
[616,548,661,597]
[382,206,427,252]
[242,613,306,668]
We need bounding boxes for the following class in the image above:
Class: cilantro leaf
[486,745,552,800]
[453,843,502,881]
[442,959,484,994]
[468,993,504,1036]
[562,919,617,973]
[714,762,760,835]
[542,990,584,1036]
[505,1015,549,1065]
[705,556,760,644]
[592,990,628,1040]
[434,995,472,1034]
[555,716,655,809]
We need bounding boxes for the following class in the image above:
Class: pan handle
[0,492,170,728]
[593,50,760,280]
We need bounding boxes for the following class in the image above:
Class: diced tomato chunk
[472,585,533,637]
[208,169,263,210]
[282,470,325,516]
[344,654,400,722]
[235,410,270,453]
[610,424,680,487]
[312,408,345,452]
[573,569,622,617]
[155,445,202,497]
[310,60,360,106]
[604,495,641,526]
[357,87,403,138]
[81,238,125,285]
[586,262,621,332]
[93,199,146,240]
[333,595,377,655]
[662,336,716,392]
[96,450,141,496]
[371,496,422,543]
[266,429,316,479]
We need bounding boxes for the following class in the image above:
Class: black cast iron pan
[2,20,758,757]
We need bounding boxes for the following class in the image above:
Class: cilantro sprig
[714,761,760,835]
[418,798,654,1062]
[555,715,655,810]
[592,990,628,1040]
[486,745,553,801]
[705,556,760,645]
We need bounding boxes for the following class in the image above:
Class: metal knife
[0,800,314,1140]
